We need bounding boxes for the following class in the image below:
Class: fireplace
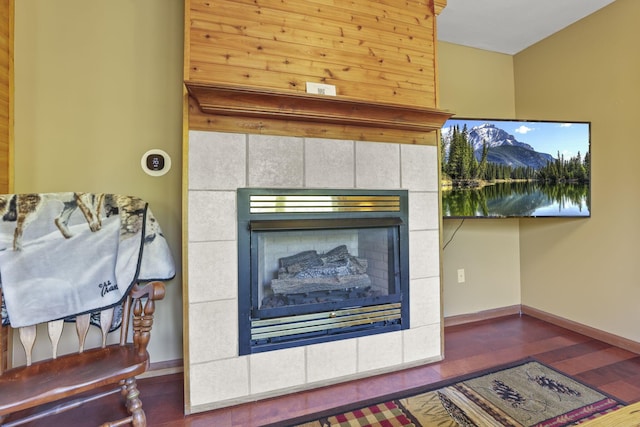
[186,131,442,411]
[237,188,409,354]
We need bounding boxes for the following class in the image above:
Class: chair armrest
[130,281,166,301]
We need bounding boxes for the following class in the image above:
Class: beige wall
[437,42,521,317]
[12,0,639,366]
[13,0,184,362]
[516,0,640,341]
[439,0,640,344]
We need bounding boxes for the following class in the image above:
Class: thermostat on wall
[141,149,171,176]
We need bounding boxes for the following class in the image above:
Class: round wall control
[141,149,171,176]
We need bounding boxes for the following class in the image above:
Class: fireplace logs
[270,245,371,294]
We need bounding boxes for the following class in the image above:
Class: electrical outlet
[457,268,465,283]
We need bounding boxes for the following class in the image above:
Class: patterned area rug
[276,359,625,427]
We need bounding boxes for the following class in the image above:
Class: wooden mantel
[186,82,452,134]
[185,0,451,144]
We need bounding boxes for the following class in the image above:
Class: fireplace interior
[238,188,410,354]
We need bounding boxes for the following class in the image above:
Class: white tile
[409,277,441,327]
[184,130,444,409]
[409,229,440,279]
[304,138,355,188]
[357,331,402,372]
[355,142,400,189]
[188,190,236,242]
[188,131,246,190]
[409,191,440,231]
[189,357,249,406]
[188,241,237,303]
[403,324,442,364]
[400,144,439,192]
[306,339,357,383]
[188,301,238,364]
[250,347,306,394]
[248,134,304,187]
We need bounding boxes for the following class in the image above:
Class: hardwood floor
[11,314,640,426]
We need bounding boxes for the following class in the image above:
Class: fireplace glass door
[237,188,409,354]
[252,221,402,319]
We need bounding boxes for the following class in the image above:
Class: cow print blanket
[0,193,175,329]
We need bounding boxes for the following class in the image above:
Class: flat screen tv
[441,118,591,218]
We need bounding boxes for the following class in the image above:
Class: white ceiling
[436,0,616,55]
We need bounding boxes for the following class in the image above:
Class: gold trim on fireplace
[249,195,401,213]
[251,303,401,340]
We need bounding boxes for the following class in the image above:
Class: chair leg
[99,379,146,427]
[123,377,146,427]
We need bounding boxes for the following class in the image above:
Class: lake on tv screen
[441,119,590,218]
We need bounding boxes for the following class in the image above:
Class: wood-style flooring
[12,314,640,426]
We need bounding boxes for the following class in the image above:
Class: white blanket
[0,193,175,328]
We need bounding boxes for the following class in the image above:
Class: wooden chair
[0,280,165,427]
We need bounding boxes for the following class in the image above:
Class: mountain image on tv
[440,119,591,218]
[462,123,555,169]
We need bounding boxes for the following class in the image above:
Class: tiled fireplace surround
[186,130,442,412]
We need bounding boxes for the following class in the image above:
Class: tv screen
[441,118,591,218]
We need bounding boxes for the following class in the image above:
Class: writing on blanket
[99,280,119,297]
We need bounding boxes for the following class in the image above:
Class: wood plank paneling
[187,0,437,106]
[185,0,451,142]
[0,3,11,371]
[0,0,12,194]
